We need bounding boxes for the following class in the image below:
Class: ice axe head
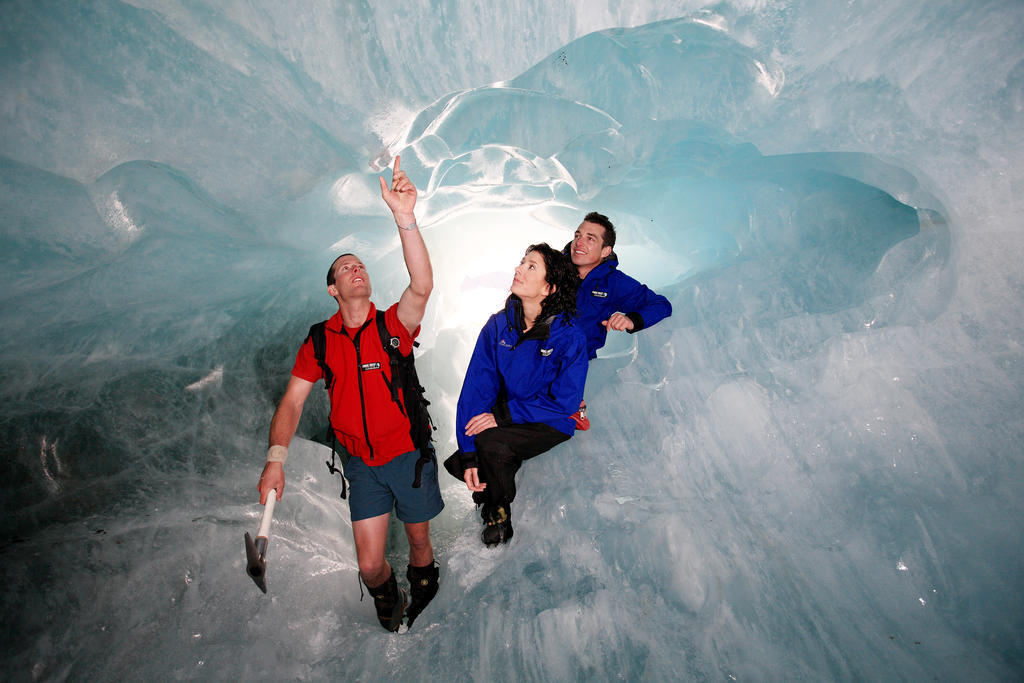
[244,531,269,593]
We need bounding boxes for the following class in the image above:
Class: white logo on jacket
[540,348,553,356]
[591,290,609,298]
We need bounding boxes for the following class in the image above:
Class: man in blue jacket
[565,212,672,429]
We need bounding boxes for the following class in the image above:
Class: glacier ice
[1,0,1022,680]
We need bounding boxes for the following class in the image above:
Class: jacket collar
[503,296,556,341]
[580,256,618,284]
[326,302,378,334]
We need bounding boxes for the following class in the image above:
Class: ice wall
[2,1,1022,680]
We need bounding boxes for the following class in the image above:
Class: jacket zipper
[348,321,375,461]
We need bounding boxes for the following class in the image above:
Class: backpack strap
[309,321,347,499]
[374,310,434,488]
[323,428,347,500]
[375,311,405,411]
[309,321,333,392]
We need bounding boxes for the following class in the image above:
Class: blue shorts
[344,449,445,523]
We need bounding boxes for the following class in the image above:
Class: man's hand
[464,412,497,437]
[379,155,417,225]
[463,467,487,492]
[602,312,635,332]
[258,461,285,504]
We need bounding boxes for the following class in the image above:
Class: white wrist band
[266,445,288,464]
[399,219,417,231]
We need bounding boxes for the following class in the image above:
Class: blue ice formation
[1,1,1022,680]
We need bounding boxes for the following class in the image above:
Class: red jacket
[291,302,419,466]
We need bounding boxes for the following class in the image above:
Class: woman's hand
[464,412,497,436]
[463,467,487,492]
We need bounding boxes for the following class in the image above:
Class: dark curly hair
[524,242,578,323]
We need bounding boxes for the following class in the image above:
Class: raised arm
[379,155,432,335]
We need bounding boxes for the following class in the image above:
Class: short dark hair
[584,211,616,249]
[326,253,356,286]
[525,243,578,322]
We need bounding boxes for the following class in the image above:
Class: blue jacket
[572,254,672,359]
[456,297,588,455]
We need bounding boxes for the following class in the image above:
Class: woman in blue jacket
[444,243,588,546]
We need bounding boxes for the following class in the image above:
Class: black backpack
[308,310,436,498]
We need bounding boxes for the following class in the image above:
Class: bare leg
[404,520,434,568]
[352,512,391,587]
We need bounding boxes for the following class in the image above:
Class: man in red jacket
[256,157,442,632]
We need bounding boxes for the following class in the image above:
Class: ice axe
[244,489,277,593]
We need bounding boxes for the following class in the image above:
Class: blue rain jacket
[456,297,588,455]
[572,254,672,359]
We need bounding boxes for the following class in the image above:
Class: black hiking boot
[405,561,440,628]
[481,504,513,547]
[365,571,406,632]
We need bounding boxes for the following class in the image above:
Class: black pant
[473,423,570,509]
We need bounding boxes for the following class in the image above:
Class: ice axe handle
[244,489,277,594]
[257,491,276,537]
